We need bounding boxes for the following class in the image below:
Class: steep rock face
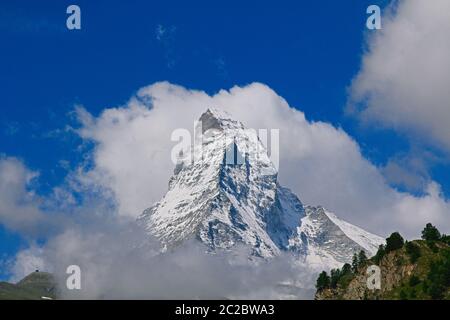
[138,108,298,257]
[295,206,382,269]
[315,241,450,300]
[315,240,450,300]
[138,108,383,267]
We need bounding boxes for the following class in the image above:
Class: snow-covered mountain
[138,108,384,270]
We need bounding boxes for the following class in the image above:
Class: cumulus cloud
[74,81,450,238]
[3,173,317,298]
[5,0,450,297]
[381,151,434,193]
[0,156,73,238]
[9,246,48,282]
[348,0,450,154]
[5,80,450,298]
[9,222,316,299]
[0,156,46,235]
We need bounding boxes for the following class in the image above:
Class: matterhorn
[138,108,383,269]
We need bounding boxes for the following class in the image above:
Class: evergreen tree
[409,275,420,287]
[421,223,441,242]
[341,263,352,275]
[351,253,359,272]
[330,268,341,289]
[441,234,450,245]
[316,271,330,291]
[358,250,367,267]
[399,289,408,300]
[373,244,386,264]
[428,241,438,253]
[428,282,444,300]
[425,251,450,299]
[405,241,421,263]
[410,288,417,299]
[385,232,404,253]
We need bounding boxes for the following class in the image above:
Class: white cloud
[9,246,48,282]
[74,81,450,238]
[348,0,450,154]
[381,152,432,192]
[6,81,450,298]
[9,224,316,299]
[0,156,45,235]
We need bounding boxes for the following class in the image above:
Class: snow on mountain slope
[138,108,384,269]
[325,209,384,256]
[295,206,384,270]
[138,108,287,257]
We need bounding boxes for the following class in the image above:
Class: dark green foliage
[409,275,420,287]
[441,234,450,245]
[358,250,367,267]
[409,288,417,299]
[316,223,450,300]
[399,289,408,300]
[316,271,330,291]
[425,250,450,299]
[405,241,421,263]
[351,253,358,272]
[337,264,354,288]
[395,256,405,267]
[317,264,355,292]
[428,241,438,253]
[341,263,352,275]
[373,244,386,264]
[423,281,429,292]
[421,223,441,242]
[330,269,341,289]
[351,250,367,273]
[427,283,444,300]
[432,245,439,254]
[385,232,404,253]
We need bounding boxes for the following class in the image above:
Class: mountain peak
[202,107,231,120]
[198,108,223,133]
[138,109,383,268]
[197,108,242,133]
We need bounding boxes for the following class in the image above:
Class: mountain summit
[138,108,383,269]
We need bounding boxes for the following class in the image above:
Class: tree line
[316,222,450,296]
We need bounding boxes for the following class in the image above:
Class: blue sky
[1,0,407,188]
[1,0,449,280]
